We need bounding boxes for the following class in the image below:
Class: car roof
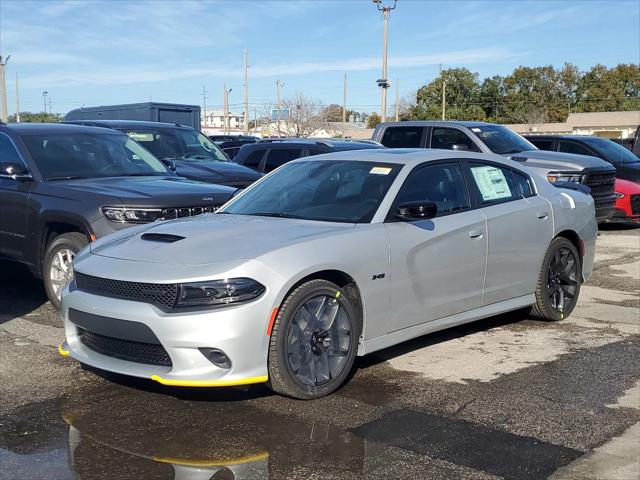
[254,138,382,149]
[3,122,124,135]
[289,148,511,166]
[377,120,495,128]
[64,119,196,130]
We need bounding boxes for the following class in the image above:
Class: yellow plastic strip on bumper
[150,374,268,387]
[153,451,269,467]
[58,343,70,357]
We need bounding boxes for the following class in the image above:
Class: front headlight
[103,207,164,224]
[614,192,625,199]
[176,278,265,308]
[547,173,585,184]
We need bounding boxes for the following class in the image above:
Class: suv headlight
[547,173,585,184]
[103,207,164,223]
[176,278,265,308]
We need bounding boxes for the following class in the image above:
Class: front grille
[585,172,616,199]
[79,328,172,366]
[161,205,219,220]
[631,194,640,215]
[75,272,178,310]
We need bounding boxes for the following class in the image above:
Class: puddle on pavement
[1,389,367,480]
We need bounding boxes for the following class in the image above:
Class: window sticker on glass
[128,132,154,142]
[471,166,512,201]
[370,166,392,175]
[471,128,482,133]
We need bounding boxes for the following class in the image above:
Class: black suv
[0,123,235,308]
[234,139,384,173]
[66,120,262,188]
[524,135,640,183]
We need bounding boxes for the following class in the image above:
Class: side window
[529,138,554,151]
[431,128,480,152]
[558,141,593,156]
[242,149,265,169]
[305,148,325,157]
[264,148,303,172]
[380,127,425,148]
[512,170,535,198]
[0,134,22,164]
[469,163,519,204]
[395,163,470,216]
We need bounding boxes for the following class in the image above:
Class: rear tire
[43,232,88,310]
[267,279,360,400]
[531,237,581,321]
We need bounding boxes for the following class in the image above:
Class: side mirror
[160,159,177,172]
[0,162,32,180]
[395,201,437,221]
[452,144,470,151]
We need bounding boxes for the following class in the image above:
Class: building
[508,111,640,139]
[201,109,245,135]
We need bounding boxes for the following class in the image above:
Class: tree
[279,92,327,137]
[367,112,381,129]
[7,112,63,123]
[577,64,640,112]
[479,75,505,122]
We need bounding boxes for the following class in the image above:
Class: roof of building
[507,110,640,134]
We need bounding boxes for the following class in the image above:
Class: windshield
[584,137,640,165]
[20,132,169,180]
[222,160,402,223]
[469,124,537,155]
[125,128,229,162]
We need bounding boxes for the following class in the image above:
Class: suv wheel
[267,279,360,399]
[43,232,88,310]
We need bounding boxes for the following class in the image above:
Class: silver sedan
[59,149,597,399]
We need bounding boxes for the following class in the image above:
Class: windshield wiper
[247,212,303,219]
[497,149,524,155]
[46,175,93,181]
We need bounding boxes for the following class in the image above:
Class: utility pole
[373,0,397,123]
[275,79,284,137]
[42,91,48,114]
[0,55,10,123]
[15,72,20,122]
[441,79,446,121]
[254,107,258,134]
[201,86,208,128]
[243,48,249,135]
[342,72,348,124]
[48,97,52,115]
[223,84,232,135]
[395,78,400,122]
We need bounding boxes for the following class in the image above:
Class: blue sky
[1,0,639,116]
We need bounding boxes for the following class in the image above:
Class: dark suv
[0,123,235,308]
[523,135,640,183]
[372,121,617,222]
[234,139,384,173]
[66,120,262,188]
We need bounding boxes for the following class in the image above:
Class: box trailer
[65,102,201,130]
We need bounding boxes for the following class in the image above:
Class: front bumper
[60,285,274,387]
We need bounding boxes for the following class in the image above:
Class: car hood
[173,160,263,184]
[509,150,615,172]
[49,176,235,207]
[90,214,355,265]
[615,177,640,193]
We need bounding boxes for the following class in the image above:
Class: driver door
[386,161,487,331]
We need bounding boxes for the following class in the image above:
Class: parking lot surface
[1,226,638,480]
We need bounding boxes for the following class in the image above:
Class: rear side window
[0,133,22,164]
[242,149,265,169]
[468,163,519,204]
[380,126,424,148]
[558,141,593,156]
[528,138,554,151]
[264,148,303,172]
[306,148,325,157]
[512,171,535,198]
[431,128,479,152]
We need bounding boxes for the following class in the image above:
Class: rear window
[380,126,424,148]
[264,148,303,172]
[242,149,265,168]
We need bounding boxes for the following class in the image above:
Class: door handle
[537,211,549,219]
[468,230,484,239]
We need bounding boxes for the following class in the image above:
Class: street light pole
[223,84,232,135]
[201,85,207,128]
[0,55,10,123]
[373,0,397,123]
[42,91,48,114]
[275,80,284,137]
[243,48,249,135]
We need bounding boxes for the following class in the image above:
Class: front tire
[267,279,360,400]
[43,232,88,310]
[531,237,581,321]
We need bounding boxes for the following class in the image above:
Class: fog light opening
[199,348,232,369]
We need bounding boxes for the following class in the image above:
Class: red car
[612,178,640,223]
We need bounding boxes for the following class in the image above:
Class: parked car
[611,178,640,223]
[66,120,262,188]
[208,134,259,144]
[523,135,640,183]
[234,138,384,173]
[215,137,260,160]
[372,121,617,222]
[0,123,236,308]
[60,149,597,399]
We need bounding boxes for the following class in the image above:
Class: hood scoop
[140,232,185,243]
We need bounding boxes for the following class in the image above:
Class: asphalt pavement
[1,226,638,480]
